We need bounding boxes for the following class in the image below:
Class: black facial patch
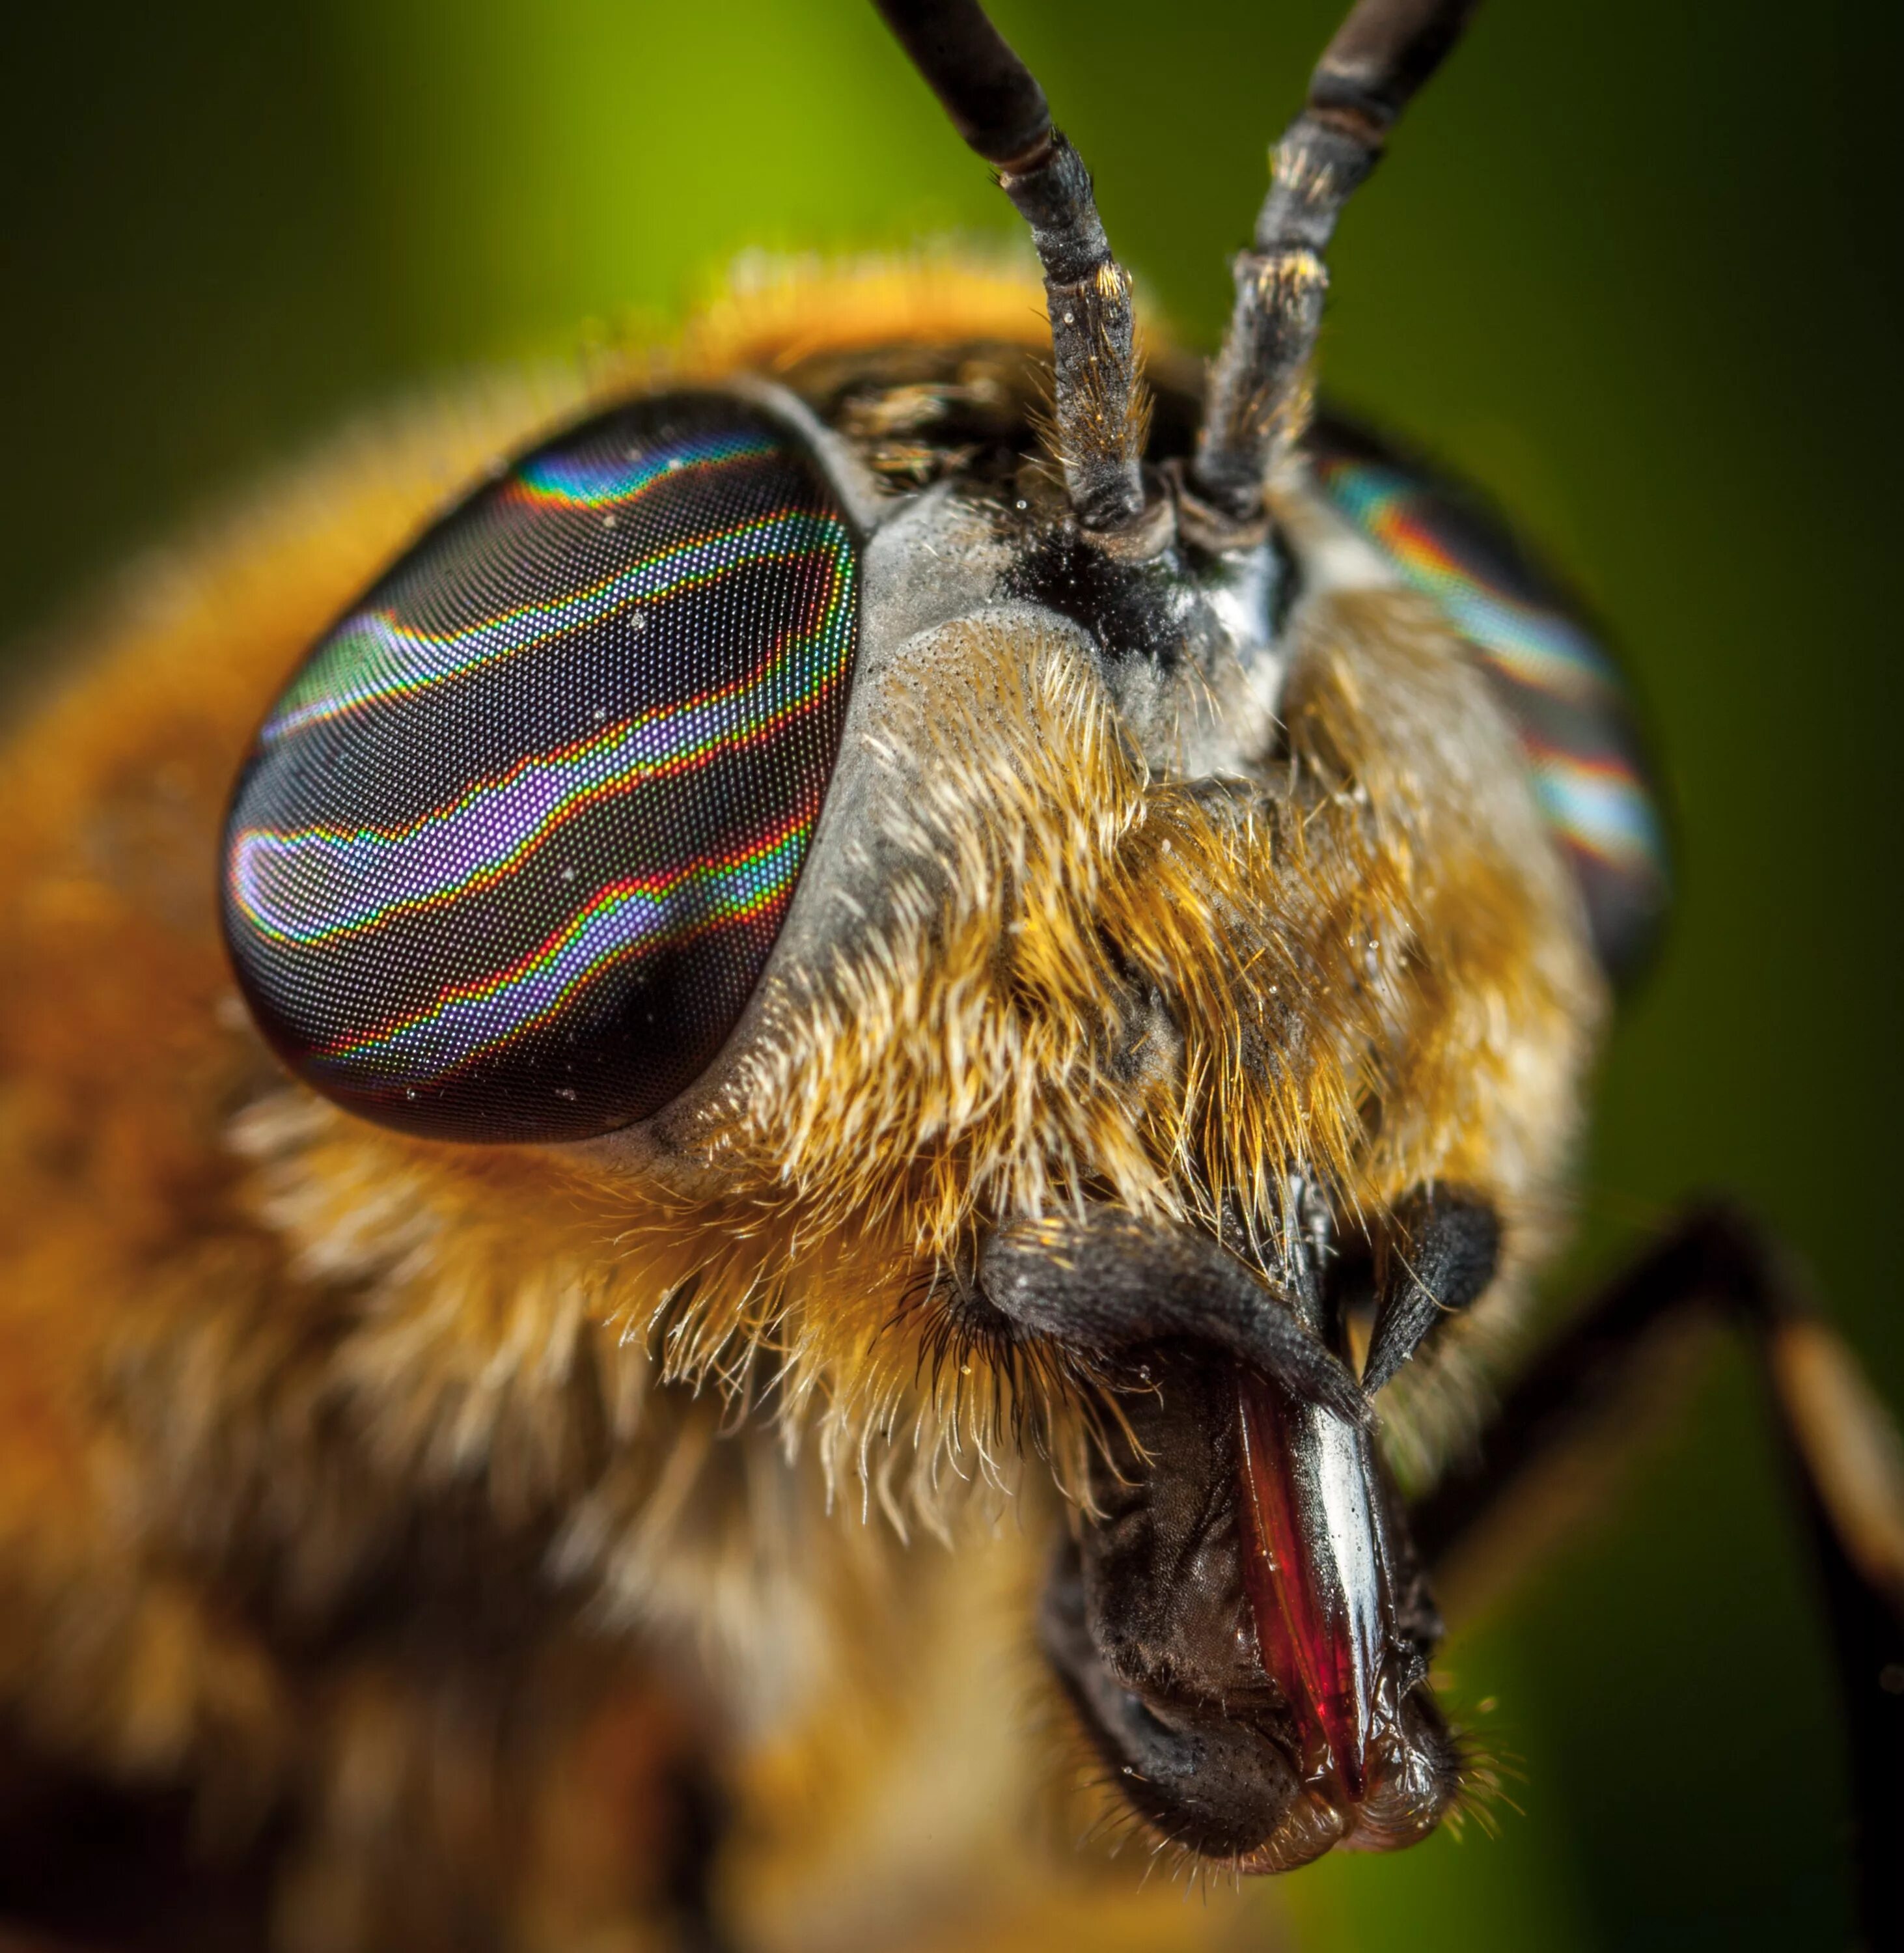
[1005,523,1293,678]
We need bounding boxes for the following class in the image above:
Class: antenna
[1193,0,1481,520]
[872,1,1150,532]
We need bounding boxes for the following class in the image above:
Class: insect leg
[1409,1204,1904,1948]
[1193,0,1481,519]
[978,1210,1369,1426]
[870,1,1150,531]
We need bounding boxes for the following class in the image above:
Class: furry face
[214,264,1605,1862]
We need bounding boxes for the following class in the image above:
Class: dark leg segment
[1411,1204,1904,1949]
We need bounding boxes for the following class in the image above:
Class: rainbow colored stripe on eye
[503,430,777,511]
[229,527,853,945]
[260,508,840,745]
[311,807,813,1086]
[1315,455,1667,881]
[1521,741,1665,861]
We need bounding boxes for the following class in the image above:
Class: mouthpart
[1040,1348,1460,1869]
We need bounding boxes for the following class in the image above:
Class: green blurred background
[3,1,1899,1945]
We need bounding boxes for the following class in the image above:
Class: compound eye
[222,395,860,1143]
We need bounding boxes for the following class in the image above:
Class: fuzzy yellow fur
[0,258,1603,1948]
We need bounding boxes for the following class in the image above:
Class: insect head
[217,0,1665,1874]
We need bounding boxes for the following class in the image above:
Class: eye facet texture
[1308,421,1670,986]
[223,395,861,1143]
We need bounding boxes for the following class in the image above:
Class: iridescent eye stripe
[309,806,813,1087]
[1319,460,1624,701]
[1519,741,1664,870]
[221,398,864,1143]
[1314,451,1668,884]
[503,430,777,510]
[259,508,843,745]
[230,538,851,945]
